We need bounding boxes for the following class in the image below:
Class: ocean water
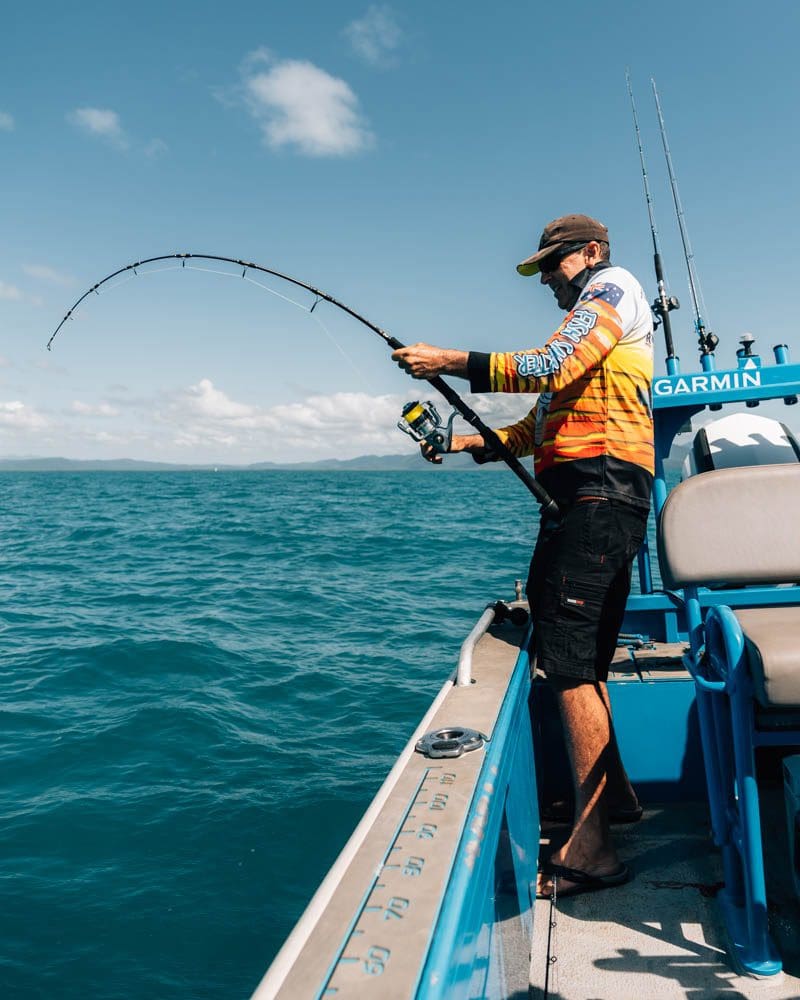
[0,470,543,999]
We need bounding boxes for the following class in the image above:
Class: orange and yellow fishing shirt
[467,265,654,509]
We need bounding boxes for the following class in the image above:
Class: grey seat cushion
[658,465,800,588]
[735,607,800,707]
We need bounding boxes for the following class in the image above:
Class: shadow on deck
[528,796,800,1000]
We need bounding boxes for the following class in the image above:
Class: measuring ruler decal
[317,764,460,996]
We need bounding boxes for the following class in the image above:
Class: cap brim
[516,242,568,277]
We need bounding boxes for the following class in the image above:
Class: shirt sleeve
[491,406,538,458]
[468,279,631,394]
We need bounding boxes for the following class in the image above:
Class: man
[392,214,653,898]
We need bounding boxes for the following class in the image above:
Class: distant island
[0,453,485,472]
[0,450,688,473]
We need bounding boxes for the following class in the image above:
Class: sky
[2,0,800,463]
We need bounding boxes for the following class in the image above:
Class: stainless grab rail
[456,605,497,687]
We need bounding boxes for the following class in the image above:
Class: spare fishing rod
[652,80,719,363]
[626,70,679,372]
[47,252,560,517]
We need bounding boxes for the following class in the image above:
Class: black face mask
[563,260,613,311]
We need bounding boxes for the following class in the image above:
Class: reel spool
[398,401,456,454]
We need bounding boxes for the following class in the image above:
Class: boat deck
[609,639,689,678]
[529,794,800,999]
[256,619,800,999]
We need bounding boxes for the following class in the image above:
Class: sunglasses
[538,242,588,274]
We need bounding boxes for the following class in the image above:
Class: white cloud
[83,430,121,443]
[157,379,534,459]
[464,392,538,423]
[31,358,67,374]
[159,380,399,453]
[182,378,255,421]
[0,377,538,463]
[0,280,43,307]
[264,391,400,437]
[0,281,23,301]
[345,5,403,66]
[241,51,373,156]
[23,264,73,286]
[0,112,14,131]
[67,107,128,149]
[0,400,50,431]
[70,401,119,417]
[144,138,168,158]
[66,109,167,158]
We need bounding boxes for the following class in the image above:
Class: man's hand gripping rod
[386,334,560,518]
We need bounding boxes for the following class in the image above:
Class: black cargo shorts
[526,497,649,683]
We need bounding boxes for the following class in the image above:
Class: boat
[251,78,800,996]
[250,333,800,998]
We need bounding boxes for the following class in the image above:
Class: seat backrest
[658,464,800,588]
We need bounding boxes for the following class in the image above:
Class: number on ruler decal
[402,856,424,877]
[329,767,457,987]
[383,896,409,921]
[364,945,391,976]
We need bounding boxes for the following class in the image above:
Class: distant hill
[247,452,499,471]
[0,444,691,473]
[0,452,498,472]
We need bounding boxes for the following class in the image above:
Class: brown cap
[516,214,609,276]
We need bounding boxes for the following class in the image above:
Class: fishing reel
[397,400,456,455]
[651,293,680,330]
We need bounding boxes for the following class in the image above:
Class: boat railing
[456,605,498,687]
[457,600,529,687]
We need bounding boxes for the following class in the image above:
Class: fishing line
[47,252,559,514]
[102,264,185,291]
[626,69,678,364]
[306,309,370,385]
[239,272,312,310]
[77,266,194,312]
[239,271,369,382]
[67,258,369,384]
[652,80,718,360]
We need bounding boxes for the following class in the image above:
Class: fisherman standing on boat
[393,214,653,898]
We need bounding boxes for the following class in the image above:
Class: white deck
[529,796,800,999]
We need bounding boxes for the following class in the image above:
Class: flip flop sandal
[540,802,644,825]
[536,861,631,899]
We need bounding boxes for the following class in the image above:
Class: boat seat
[659,464,800,590]
[658,463,800,976]
[736,606,800,707]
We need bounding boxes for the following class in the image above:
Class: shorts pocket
[578,499,613,562]
[546,583,602,666]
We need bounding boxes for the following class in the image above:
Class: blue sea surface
[0,469,547,999]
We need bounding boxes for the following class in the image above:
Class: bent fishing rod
[47,252,560,517]
[652,80,719,361]
[626,70,679,368]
